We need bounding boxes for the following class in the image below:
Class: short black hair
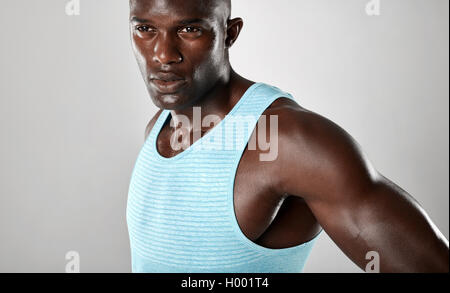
[130,0,232,22]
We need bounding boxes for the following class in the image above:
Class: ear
[225,17,244,48]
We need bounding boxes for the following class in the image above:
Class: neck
[169,69,254,135]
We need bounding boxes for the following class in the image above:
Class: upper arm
[275,106,449,272]
[145,109,163,141]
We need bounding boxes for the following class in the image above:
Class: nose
[152,32,183,65]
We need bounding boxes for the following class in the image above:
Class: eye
[135,25,156,33]
[179,26,201,33]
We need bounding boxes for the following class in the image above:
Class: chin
[152,93,187,110]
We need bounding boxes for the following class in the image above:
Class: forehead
[130,0,222,22]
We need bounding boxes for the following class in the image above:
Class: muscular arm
[274,102,449,272]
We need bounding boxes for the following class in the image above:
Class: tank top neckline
[150,82,264,162]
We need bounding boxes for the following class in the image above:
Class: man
[126,0,449,273]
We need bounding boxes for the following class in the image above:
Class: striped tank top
[126,82,322,273]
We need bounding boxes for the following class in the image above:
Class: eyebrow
[130,16,207,25]
[130,16,151,23]
[178,18,206,25]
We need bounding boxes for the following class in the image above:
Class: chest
[129,115,323,254]
[155,127,315,246]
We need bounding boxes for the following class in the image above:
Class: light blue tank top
[126,82,322,273]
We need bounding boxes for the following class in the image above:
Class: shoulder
[264,97,351,147]
[144,109,164,141]
[262,98,379,201]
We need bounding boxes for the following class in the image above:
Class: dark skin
[130,0,449,272]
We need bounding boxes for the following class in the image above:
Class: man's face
[130,0,229,110]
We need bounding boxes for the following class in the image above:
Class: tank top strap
[147,109,170,144]
[231,82,296,118]
[223,82,297,153]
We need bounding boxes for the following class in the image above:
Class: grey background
[0,0,448,273]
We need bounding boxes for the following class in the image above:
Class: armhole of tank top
[227,89,323,256]
[146,110,170,146]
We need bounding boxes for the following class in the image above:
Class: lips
[149,72,187,94]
